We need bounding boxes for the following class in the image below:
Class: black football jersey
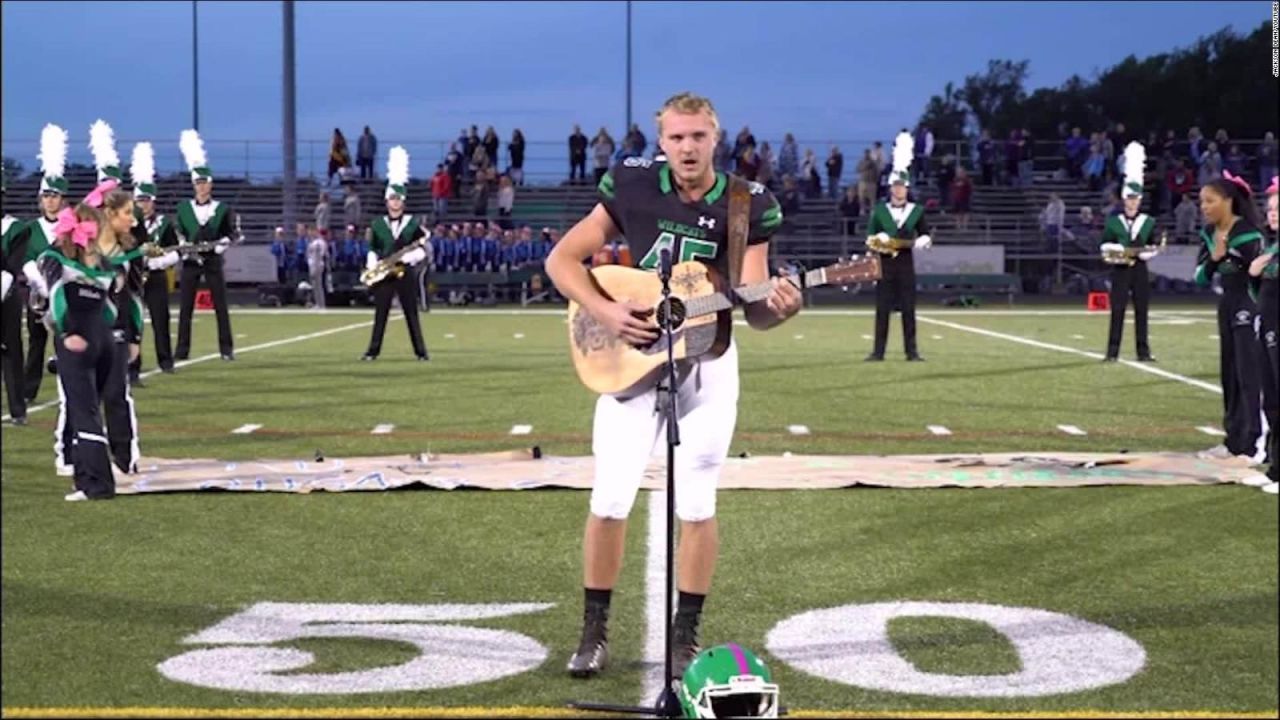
[597,158,783,279]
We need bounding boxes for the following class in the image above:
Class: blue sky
[0,0,1268,174]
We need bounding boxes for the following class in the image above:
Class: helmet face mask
[679,645,779,718]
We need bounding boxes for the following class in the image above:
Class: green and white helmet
[678,644,779,718]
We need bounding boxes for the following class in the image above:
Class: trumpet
[1102,231,1167,266]
[866,234,916,258]
[361,237,428,287]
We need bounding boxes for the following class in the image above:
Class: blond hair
[654,92,720,136]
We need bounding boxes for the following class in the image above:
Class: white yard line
[916,316,1222,395]
[1057,424,1087,436]
[230,424,262,435]
[371,424,395,435]
[787,425,811,435]
[2,318,378,422]
[927,425,952,436]
[510,425,533,435]
[643,490,671,705]
[1197,426,1227,436]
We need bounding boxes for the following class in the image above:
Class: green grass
[2,305,1275,714]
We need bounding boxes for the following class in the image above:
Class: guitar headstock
[822,255,882,285]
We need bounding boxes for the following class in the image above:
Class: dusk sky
[1,0,1268,177]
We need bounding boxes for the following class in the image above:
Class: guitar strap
[727,174,751,290]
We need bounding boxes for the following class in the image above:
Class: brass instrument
[866,235,916,258]
[1102,230,1167,266]
[360,237,428,286]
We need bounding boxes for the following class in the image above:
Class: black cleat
[1102,355,1118,363]
[864,353,884,362]
[671,618,702,680]
[221,353,235,361]
[416,353,430,361]
[906,353,925,362]
[11,416,28,426]
[129,374,146,387]
[160,365,176,374]
[567,605,609,679]
[1138,355,1157,363]
[361,353,377,362]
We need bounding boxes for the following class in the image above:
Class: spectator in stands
[801,148,821,198]
[1174,192,1199,242]
[1019,127,1034,188]
[568,124,588,183]
[1085,134,1106,191]
[431,164,452,221]
[1100,130,1115,183]
[1113,122,1130,150]
[591,128,615,185]
[713,129,732,172]
[1224,144,1246,177]
[978,129,997,185]
[1187,127,1204,167]
[779,133,799,178]
[1259,131,1277,188]
[482,126,500,169]
[826,145,844,200]
[757,142,776,190]
[1040,192,1066,243]
[1160,128,1178,161]
[328,129,352,185]
[732,126,756,167]
[1004,129,1022,187]
[856,149,877,213]
[1214,128,1230,147]
[293,223,310,283]
[624,123,646,158]
[509,129,526,186]
[269,226,288,283]
[950,167,972,231]
[1061,205,1098,250]
[342,224,362,272]
[936,154,956,209]
[780,174,802,217]
[343,184,362,232]
[737,145,760,181]
[1198,142,1222,187]
[314,192,332,236]
[1166,157,1194,199]
[306,228,328,309]
[472,170,492,220]
[465,126,480,165]
[870,140,885,174]
[838,185,859,235]
[497,174,515,230]
[446,143,464,198]
[914,125,934,185]
[471,141,491,179]
[436,225,457,272]
[357,126,377,179]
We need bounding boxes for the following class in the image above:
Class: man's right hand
[593,300,659,347]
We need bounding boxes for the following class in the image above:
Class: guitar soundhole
[654,298,686,331]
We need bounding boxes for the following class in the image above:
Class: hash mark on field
[787,425,811,435]
[510,424,533,435]
[1057,424,1087,436]
[794,334,804,340]
[444,333,456,339]
[734,320,750,327]
[231,424,262,435]
[927,425,952,436]
[1197,426,1227,436]
[513,333,525,339]
[931,335,943,340]
[1209,334,1220,340]
[371,424,395,435]
[1071,334,1085,340]
[861,334,873,340]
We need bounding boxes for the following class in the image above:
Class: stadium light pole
[625,0,632,135]
[192,0,200,131]
[282,0,297,236]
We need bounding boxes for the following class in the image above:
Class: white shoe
[56,463,73,477]
[64,490,87,502]
[1263,482,1279,495]
[1197,444,1233,460]
[1241,474,1272,487]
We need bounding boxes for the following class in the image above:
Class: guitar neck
[683,267,827,319]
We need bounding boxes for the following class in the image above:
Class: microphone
[658,246,673,280]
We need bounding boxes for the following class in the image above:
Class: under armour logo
[698,216,716,229]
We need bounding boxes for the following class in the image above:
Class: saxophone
[866,234,916,258]
[1102,230,1167,266]
[361,237,428,286]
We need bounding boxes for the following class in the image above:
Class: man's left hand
[763,274,803,323]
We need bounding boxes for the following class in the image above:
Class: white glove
[214,237,231,255]
[147,250,179,271]
[365,251,379,270]
[1138,250,1157,262]
[914,234,932,250]
[1,270,12,302]
[402,248,427,266]
[22,261,48,299]
[1100,243,1125,255]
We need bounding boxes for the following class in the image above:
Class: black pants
[570,154,586,182]
[594,167,608,185]
[144,269,174,370]
[177,261,233,358]
[1217,293,1263,456]
[358,158,373,179]
[1,294,26,419]
[873,256,918,356]
[1258,281,1278,479]
[54,318,116,499]
[365,274,426,357]
[1106,263,1151,358]
[24,303,48,401]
